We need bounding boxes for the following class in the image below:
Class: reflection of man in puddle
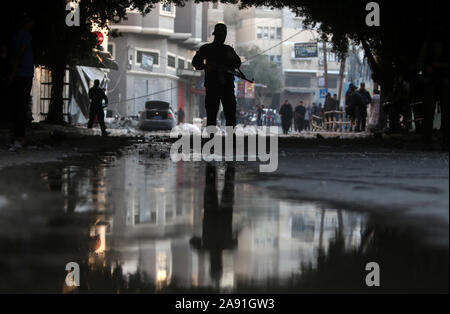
[190,164,237,286]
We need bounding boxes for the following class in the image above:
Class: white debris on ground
[172,123,202,135]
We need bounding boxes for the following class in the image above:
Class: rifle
[228,67,255,84]
[206,61,255,84]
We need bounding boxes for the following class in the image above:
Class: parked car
[139,101,176,131]
[104,109,116,125]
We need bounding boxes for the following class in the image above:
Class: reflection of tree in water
[234,219,448,293]
[70,213,447,294]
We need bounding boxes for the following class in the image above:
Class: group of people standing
[278,83,380,135]
[279,100,325,135]
[345,83,380,133]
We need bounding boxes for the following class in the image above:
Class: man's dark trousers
[12,77,33,138]
[355,104,367,132]
[282,119,292,135]
[295,118,304,132]
[205,85,237,127]
[88,104,107,134]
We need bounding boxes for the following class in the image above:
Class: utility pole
[322,41,328,90]
[337,57,346,105]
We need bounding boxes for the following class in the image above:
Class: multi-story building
[225,5,343,109]
[280,8,342,107]
[107,1,205,122]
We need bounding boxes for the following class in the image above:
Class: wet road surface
[0,145,448,293]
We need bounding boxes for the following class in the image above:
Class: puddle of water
[0,148,447,293]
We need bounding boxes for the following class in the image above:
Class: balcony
[177,68,201,78]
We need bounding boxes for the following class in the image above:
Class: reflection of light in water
[157,269,168,282]
[155,242,172,287]
[221,251,234,289]
[94,225,106,254]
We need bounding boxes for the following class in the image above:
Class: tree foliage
[2,0,447,123]
[238,46,282,105]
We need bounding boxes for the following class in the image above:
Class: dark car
[138,101,176,131]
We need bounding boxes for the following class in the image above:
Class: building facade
[280,8,342,107]
[225,6,343,109]
[108,2,204,122]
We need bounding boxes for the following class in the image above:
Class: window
[263,27,269,39]
[160,3,175,16]
[328,77,338,89]
[137,50,159,65]
[276,28,282,40]
[178,58,185,69]
[319,49,337,63]
[162,4,173,13]
[168,55,176,68]
[285,74,312,88]
[270,27,276,39]
[257,27,263,39]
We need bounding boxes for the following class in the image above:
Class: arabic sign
[237,81,255,99]
[294,43,318,58]
[141,53,154,71]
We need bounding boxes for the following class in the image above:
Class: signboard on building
[191,78,205,95]
[141,53,154,71]
[237,81,255,99]
[319,88,329,99]
[294,43,318,58]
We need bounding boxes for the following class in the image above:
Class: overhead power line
[108,86,178,106]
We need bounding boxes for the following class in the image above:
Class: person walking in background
[324,93,336,112]
[178,107,185,125]
[192,23,241,127]
[346,84,364,132]
[8,13,35,152]
[88,80,109,137]
[280,100,293,135]
[294,101,306,133]
[311,103,317,116]
[304,103,312,131]
[357,83,372,132]
[333,94,340,110]
[256,104,263,126]
[318,103,324,117]
[368,89,381,132]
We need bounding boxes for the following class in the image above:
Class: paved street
[0,132,448,293]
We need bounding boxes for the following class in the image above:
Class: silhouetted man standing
[88,80,108,137]
[357,83,372,132]
[280,100,294,135]
[294,101,306,132]
[9,13,35,152]
[178,107,185,125]
[192,23,241,127]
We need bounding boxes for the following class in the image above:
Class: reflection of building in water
[234,198,367,282]
[57,165,110,214]
[108,156,203,288]
[82,154,368,290]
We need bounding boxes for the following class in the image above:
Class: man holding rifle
[192,23,242,127]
